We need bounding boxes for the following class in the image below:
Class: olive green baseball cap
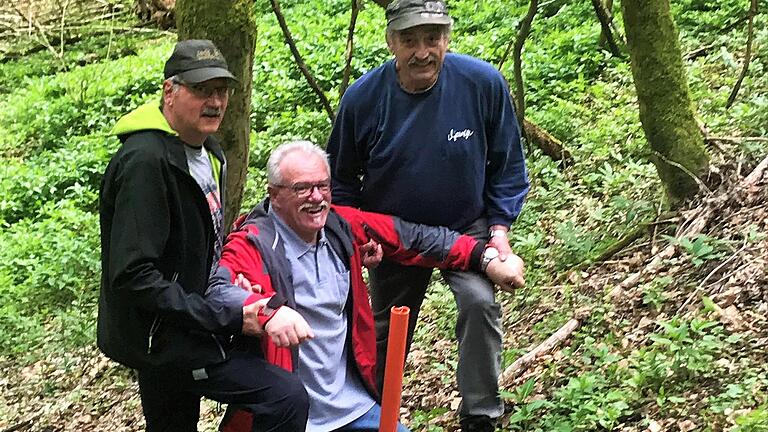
[386,0,453,32]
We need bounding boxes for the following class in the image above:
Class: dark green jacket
[98,103,238,370]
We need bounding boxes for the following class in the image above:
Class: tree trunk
[621,0,709,204]
[176,0,256,230]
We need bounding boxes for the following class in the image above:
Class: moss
[622,0,710,204]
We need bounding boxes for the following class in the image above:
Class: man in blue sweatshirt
[327,1,530,430]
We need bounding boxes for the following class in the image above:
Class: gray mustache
[409,54,437,66]
[299,201,329,212]
[202,108,221,117]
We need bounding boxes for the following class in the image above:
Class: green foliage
[629,318,730,394]
[0,200,100,355]
[0,135,115,224]
[665,234,730,267]
[0,43,169,158]
[733,406,768,431]
[409,407,449,431]
[0,2,765,431]
[641,276,674,310]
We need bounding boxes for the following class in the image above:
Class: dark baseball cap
[386,0,453,32]
[163,39,237,84]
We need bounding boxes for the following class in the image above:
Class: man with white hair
[215,141,525,431]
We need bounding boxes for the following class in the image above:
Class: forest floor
[1,158,765,431]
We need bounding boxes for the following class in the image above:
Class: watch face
[484,247,500,259]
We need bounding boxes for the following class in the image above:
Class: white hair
[267,140,330,185]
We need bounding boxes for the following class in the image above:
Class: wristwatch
[489,229,507,239]
[480,247,500,272]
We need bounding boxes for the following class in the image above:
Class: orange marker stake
[379,306,411,432]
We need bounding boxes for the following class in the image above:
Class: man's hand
[488,225,511,261]
[359,239,383,269]
[485,253,525,293]
[242,298,270,336]
[264,307,314,347]
[235,273,262,294]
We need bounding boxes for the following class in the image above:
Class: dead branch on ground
[610,156,768,298]
[523,118,573,166]
[499,311,589,387]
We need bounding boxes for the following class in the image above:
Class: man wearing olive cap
[327,1,530,430]
[99,39,308,431]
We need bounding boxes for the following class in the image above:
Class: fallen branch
[499,315,582,387]
[685,43,715,60]
[611,155,768,296]
[523,118,573,166]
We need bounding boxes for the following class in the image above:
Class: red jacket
[217,201,484,429]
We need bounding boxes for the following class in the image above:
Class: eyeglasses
[273,180,331,198]
[179,82,234,99]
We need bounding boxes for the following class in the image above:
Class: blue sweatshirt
[328,53,529,231]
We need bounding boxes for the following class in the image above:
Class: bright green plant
[641,276,673,310]
[665,234,729,267]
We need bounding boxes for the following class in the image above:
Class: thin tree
[592,0,623,57]
[726,0,759,108]
[176,0,256,229]
[622,0,709,204]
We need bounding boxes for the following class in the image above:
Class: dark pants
[138,348,308,432]
[369,218,503,420]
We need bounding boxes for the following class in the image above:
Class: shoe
[459,415,496,432]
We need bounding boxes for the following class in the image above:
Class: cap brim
[178,67,238,84]
[387,13,453,31]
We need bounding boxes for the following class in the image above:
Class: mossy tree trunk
[176,0,256,230]
[622,0,709,205]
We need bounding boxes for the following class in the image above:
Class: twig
[9,0,63,66]
[339,0,361,100]
[652,150,712,195]
[706,136,768,144]
[685,43,716,60]
[726,0,758,108]
[679,242,749,313]
[270,0,335,122]
[59,0,71,58]
[499,316,581,387]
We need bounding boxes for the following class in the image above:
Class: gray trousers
[369,218,503,420]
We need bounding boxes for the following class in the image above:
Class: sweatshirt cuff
[469,241,487,272]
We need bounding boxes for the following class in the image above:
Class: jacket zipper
[211,334,227,361]
[147,272,178,354]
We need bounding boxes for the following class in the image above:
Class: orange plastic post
[379,306,411,432]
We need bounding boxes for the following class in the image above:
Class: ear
[385,32,395,54]
[267,185,279,203]
[162,80,175,106]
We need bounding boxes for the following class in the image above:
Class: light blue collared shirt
[269,210,375,432]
